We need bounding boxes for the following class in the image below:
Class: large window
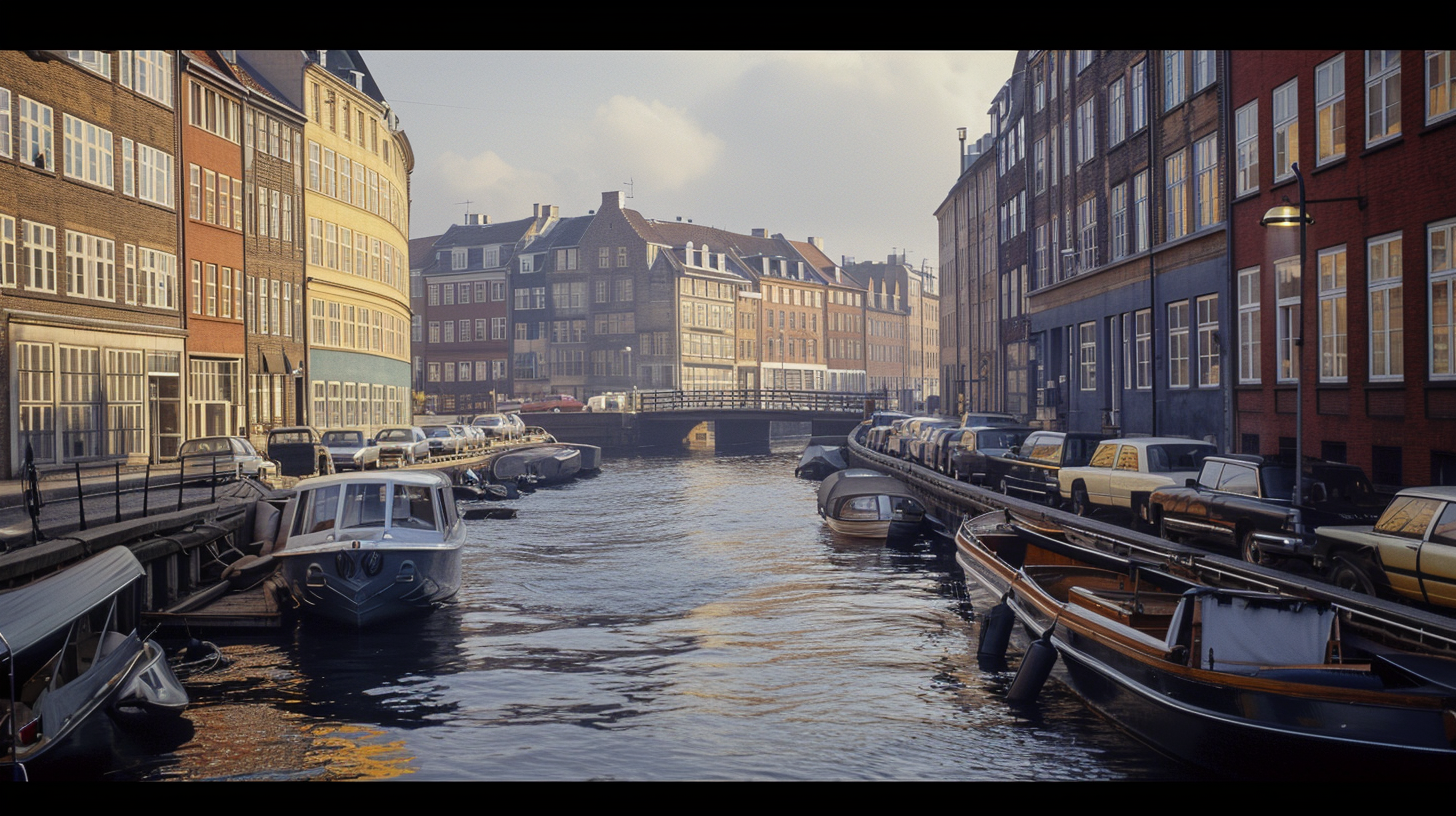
[1193,134,1219,230]
[1164,51,1185,110]
[1366,50,1402,146]
[1431,219,1456,379]
[1194,51,1216,92]
[1110,183,1127,260]
[1316,54,1346,164]
[1108,77,1125,147]
[1318,246,1347,382]
[1235,101,1259,197]
[1133,170,1150,253]
[1076,97,1096,165]
[1368,233,1403,381]
[1165,150,1188,241]
[1273,79,1299,183]
[1198,294,1220,387]
[1079,322,1096,391]
[1131,61,1147,132]
[63,115,112,188]
[1168,301,1190,388]
[137,143,175,208]
[1238,267,1261,384]
[1135,309,1152,390]
[1077,197,1097,271]
[120,51,174,107]
[1276,256,1302,383]
[1429,50,1455,125]
[18,96,54,171]
[23,220,56,292]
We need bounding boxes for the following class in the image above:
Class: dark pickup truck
[1147,454,1388,566]
[986,430,1107,506]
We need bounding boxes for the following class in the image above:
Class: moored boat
[272,471,465,627]
[816,468,926,540]
[2,548,188,773]
[795,436,847,480]
[955,512,1456,778]
[490,444,582,485]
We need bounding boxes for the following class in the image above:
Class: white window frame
[1165,149,1189,241]
[1235,101,1259,197]
[1133,171,1149,253]
[1164,51,1186,111]
[1430,219,1456,380]
[18,96,54,171]
[1076,97,1096,165]
[1131,61,1147,133]
[63,114,113,189]
[1318,245,1347,382]
[1110,183,1127,260]
[1368,232,1403,382]
[136,142,175,208]
[1197,294,1219,387]
[1428,50,1456,125]
[1276,256,1302,383]
[1315,54,1346,166]
[1193,134,1219,230]
[1273,79,1299,183]
[1134,308,1152,390]
[1079,321,1096,391]
[1077,197,1097,271]
[1168,300,1190,389]
[1366,50,1402,146]
[1194,51,1215,92]
[1238,267,1261,385]
[23,220,56,293]
[1108,77,1125,147]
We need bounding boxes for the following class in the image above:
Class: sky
[363,51,1018,273]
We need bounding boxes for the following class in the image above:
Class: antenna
[455,200,474,223]
[623,178,634,199]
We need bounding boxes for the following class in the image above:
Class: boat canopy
[818,469,917,514]
[1170,588,1337,675]
[0,548,143,659]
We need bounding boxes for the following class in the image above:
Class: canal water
[86,445,1198,781]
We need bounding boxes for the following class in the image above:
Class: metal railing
[633,389,893,414]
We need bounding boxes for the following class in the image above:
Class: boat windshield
[296,482,440,534]
[391,485,439,531]
[340,483,388,528]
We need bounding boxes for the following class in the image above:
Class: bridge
[523,389,899,452]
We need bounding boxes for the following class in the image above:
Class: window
[1108,77,1126,147]
[556,247,578,270]
[1429,51,1456,124]
[1131,61,1147,132]
[0,215,15,288]
[598,247,610,268]
[1368,233,1403,381]
[1076,97,1096,165]
[1238,267,1261,384]
[23,221,56,292]
[1367,50,1402,145]
[19,96,54,170]
[1110,183,1127,260]
[63,115,113,188]
[1316,55,1347,166]
[492,317,506,340]
[1164,51,1186,110]
[1318,246,1347,382]
[1235,102,1259,197]
[1431,219,1456,379]
[1276,256,1301,382]
[1079,322,1096,391]
[65,231,114,302]
[1033,137,1046,194]
[120,51,173,107]
[617,246,628,267]
[1077,197,1097,271]
[1194,51,1215,92]
[1133,170,1149,253]
[1165,149,1188,241]
[1273,80,1299,183]
[137,143,174,208]
[1135,309,1152,389]
[1194,134,1220,230]
[1168,300,1189,388]
[1197,294,1219,387]
[0,88,10,161]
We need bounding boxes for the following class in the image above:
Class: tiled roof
[432,216,539,248]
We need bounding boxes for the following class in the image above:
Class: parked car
[521,394,585,413]
[948,425,1035,484]
[375,426,430,465]
[886,416,942,458]
[1317,486,1456,604]
[959,411,1021,427]
[178,436,278,482]
[905,418,959,466]
[266,426,333,478]
[986,430,1108,505]
[1147,454,1388,565]
[1058,437,1217,521]
[420,424,464,457]
[472,413,520,441]
[586,393,627,412]
[320,429,381,472]
[926,427,968,474]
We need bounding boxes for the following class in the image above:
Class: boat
[272,470,465,627]
[955,511,1456,778]
[490,444,581,485]
[815,468,926,540]
[794,435,847,480]
[2,548,188,773]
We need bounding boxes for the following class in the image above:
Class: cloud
[576,96,724,191]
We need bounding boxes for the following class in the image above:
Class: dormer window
[452,248,467,270]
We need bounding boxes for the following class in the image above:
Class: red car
[521,394,585,413]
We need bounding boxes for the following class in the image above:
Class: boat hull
[276,544,462,627]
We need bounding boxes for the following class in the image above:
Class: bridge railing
[633,389,897,414]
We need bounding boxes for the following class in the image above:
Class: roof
[293,470,453,491]
[1393,486,1456,501]
[520,214,594,253]
[410,235,443,270]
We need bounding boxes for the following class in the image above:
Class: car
[1058,437,1216,521]
[178,436,278,482]
[905,418,960,466]
[886,416,942,459]
[266,426,334,478]
[420,424,464,457]
[375,426,430,465]
[320,429,381,472]
[521,394,585,413]
[586,393,628,412]
[472,413,521,440]
[986,430,1109,506]
[947,425,1034,484]
[959,411,1022,427]
[1147,454,1388,565]
[1317,486,1456,605]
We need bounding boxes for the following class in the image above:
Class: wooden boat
[816,468,926,540]
[955,511,1456,778]
[2,548,188,773]
[273,471,465,627]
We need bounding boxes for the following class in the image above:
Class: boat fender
[977,602,1015,672]
[1006,634,1057,705]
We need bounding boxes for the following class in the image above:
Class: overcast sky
[363,51,1018,272]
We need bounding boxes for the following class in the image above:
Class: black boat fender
[1006,633,1057,704]
[977,601,1015,672]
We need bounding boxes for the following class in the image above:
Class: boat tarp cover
[1196,592,1336,674]
[0,548,143,659]
[818,471,915,513]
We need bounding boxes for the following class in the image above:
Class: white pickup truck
[1058,437,1216,521]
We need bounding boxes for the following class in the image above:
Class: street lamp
[623,345,632,385]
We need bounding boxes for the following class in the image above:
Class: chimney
[808,236,824,251]
[533,204,541,217]
[752,228,766,238]
[602,191,624,211]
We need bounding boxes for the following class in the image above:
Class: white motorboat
[273,471,465,627]
[1,548,188,773]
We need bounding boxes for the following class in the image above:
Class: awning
[262,349,287,374]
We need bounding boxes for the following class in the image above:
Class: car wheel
[1071,485,1093,517]
[1240,529,1281,567]
[1330,555,1378,596]
[552,407,561,413]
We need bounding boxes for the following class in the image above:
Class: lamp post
[1260,162,1364,509]
[623,345,632,387]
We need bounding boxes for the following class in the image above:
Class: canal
[81,445,1198,781]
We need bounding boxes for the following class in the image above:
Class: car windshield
[978,430,1028,450]
[270,431,312,445]
[322,431,363,446]
[423,427,452,438]
[377,429,410,442]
